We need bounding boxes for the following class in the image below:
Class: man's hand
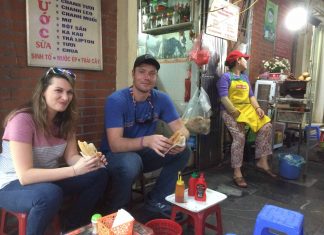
[167,145,186,155]
[143,134,173,157]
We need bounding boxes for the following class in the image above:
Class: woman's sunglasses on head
[45,67,76,81]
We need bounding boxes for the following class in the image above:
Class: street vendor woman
[217,50,277,188]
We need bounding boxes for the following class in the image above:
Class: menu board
[206,0,240,42]
[27,0,102,70]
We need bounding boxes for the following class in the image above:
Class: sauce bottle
[188,171,198,197]
[91,213,102,234]
[175,171,185,203]
[195,172,207,201]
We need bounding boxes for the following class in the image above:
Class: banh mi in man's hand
[163,130,186,155]
[169,130,186,147]
[77,140,102,158]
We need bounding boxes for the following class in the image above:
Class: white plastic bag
[182,87,212,135]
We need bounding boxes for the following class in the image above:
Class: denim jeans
[0,168,107,234]
[104,146,190,211]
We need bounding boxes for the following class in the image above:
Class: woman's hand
[256,107,265,118]
[99,154,108,166]
[231,109,241,118]
[72,156,102,176]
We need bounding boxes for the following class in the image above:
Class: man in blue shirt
[101,54,190,217]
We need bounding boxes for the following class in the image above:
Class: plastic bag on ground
[278,153,305,167]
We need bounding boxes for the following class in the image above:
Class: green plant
[262,57,291,73]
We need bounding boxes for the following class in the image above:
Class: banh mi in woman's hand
[77,140,102,158]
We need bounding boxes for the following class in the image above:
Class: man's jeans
[105,146,191,211]
[0,168,107,234]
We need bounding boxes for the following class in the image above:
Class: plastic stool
[0,209,27,235]
[170,204,223,235]
[0,208,60,235]
[304,125,320,141]
[253,205,304,235]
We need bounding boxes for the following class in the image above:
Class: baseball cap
[133,54,160,71]
[225,50,250,66]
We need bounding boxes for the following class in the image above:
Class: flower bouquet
[262,57,291,73]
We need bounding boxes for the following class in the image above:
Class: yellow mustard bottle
[175,171,185,203]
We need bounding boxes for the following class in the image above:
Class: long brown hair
[3,68,78,139]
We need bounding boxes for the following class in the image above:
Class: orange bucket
[145,219,182,235]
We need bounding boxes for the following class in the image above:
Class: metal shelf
[273,86,313,180]
[142,22,193,35]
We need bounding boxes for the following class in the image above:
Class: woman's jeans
[105,146,190,211]
[0,168,107,234]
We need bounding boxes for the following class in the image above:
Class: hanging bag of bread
[182,87,212,135]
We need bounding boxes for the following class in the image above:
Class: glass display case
[140,0,194,35]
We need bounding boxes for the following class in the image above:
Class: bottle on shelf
[184,3,190,22]
[162,12,168,26]
[156,13,162,27]
[172,3,180,24]
[175,171,185,203]
[167,10,173,25]
[188,171,198,197]
[195,172,207,201]
[150,14,157,28]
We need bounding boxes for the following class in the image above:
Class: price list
[27,0,102,70]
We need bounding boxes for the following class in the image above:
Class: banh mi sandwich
[77,140,102,158]
[169,130,186,146]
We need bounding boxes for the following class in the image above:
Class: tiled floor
[131,142,324,235]
[2,142,323,234]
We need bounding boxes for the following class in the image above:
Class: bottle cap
[191,171,198,178]
[177,171,184,185]
[91,213,102,223]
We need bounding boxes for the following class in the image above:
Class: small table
[165,188,227,235]
[64,221,153,235]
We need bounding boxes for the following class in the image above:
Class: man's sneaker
[145,197,183,220]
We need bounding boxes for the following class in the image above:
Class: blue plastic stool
[253,205,304,235]
[304,125,320,141]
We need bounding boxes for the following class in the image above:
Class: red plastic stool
[0,209,27,235]
[0,208,60,235]
[170,204,223,235]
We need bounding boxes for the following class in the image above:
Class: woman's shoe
[233,176,248,188]
[255,167,277,178]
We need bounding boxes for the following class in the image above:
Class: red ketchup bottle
[195,172,207,201]
[188,172,198,197]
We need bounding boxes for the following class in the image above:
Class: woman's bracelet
[255,106,261,111]
[71,166,77,176]
[140,136,145,148]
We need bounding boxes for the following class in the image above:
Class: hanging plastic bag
[188,34,210,67]
[182,87,212,135]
